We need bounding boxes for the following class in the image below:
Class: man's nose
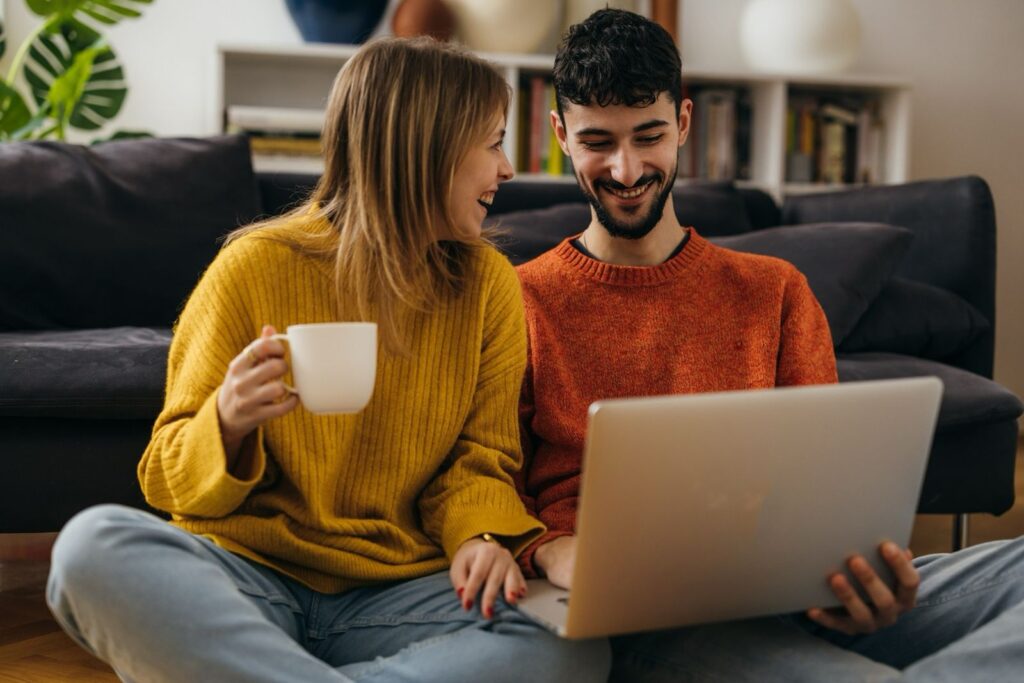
[609,146,644,187]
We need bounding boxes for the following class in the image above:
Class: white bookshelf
[216,43,911,198]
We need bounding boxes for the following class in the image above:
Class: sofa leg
[952,513,969,551]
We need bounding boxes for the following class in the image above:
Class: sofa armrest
[782,176,996,377]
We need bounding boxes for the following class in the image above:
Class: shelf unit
[216,43,911,199]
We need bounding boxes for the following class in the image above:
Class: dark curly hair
[553,8,682,118]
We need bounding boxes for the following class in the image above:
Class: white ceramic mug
[270,322,377,414]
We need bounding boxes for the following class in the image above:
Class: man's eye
[581,141,610,150]
[638,135,663,144]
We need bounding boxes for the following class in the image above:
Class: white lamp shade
[740,0,862,74]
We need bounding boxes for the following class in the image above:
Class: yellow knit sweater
[138,219,544,593]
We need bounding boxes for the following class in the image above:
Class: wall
[3,0,1023,396]
[683,0,1024,399]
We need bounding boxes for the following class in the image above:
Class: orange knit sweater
[515,230,838,576]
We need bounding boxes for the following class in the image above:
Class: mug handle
[267,333,299,396]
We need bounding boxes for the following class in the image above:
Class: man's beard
[579,164,677,240]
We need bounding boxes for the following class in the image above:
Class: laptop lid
[552,377,942,639]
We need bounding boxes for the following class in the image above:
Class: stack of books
[679,86,752,182]
[226,105,324,173]
[786,95,884,185]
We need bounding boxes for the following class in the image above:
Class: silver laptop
[517,377,943,639]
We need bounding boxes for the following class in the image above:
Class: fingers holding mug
[219,325,299,445]
[247,325,288,367]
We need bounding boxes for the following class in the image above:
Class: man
[515,8,1024,681]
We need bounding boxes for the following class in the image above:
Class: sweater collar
[553,228,709,285]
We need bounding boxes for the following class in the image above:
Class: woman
[46,38,610,682]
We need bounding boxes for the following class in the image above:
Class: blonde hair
[229,37,511,354]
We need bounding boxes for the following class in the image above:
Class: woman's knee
[49,504,168,596]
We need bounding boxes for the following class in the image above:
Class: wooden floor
[3,445,1023,681]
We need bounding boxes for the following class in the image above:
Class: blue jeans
[47,505,611,683]
[611,536,1024,681]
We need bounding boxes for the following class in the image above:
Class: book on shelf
[680,86,751,183]
[518,74,573,177]
[786,95,885,185]
[856,102,884,184]
[250,155,324,174]
[226,105,326,166]
[226,105,324,135]
[247,135,321,157]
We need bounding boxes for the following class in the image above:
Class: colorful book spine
[528,76,546,174]
[546,85,562,176]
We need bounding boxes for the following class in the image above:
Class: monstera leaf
[27,0,152,26]
[0,81,33,137]
[1,0,150,141]
[23,19,126,134]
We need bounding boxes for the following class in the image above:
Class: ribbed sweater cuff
[439,494,546,562]
[517,529,575,579]
[174,391,267,517]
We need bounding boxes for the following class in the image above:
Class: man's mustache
[594,173,663,192]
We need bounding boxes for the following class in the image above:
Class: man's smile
[601,179,655,205]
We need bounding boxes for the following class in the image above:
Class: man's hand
[450,537,526,619]
[534,535,577,589]
[807,542,919,635]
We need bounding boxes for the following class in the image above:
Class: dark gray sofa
[1,135,1020,545]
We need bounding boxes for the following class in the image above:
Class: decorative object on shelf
[563,0,638,34]
[0,0,152,142]
[391,0,454,41]
[739,0,862,74]
[446,0,560,53]
[650,0,679,44]
[284,0,388,45]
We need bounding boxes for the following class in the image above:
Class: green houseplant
[0,0,152,142]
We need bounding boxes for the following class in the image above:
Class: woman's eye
[491,140,504,150]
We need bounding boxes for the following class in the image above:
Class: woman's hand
[450,536,527,619]
[217,325,299,466]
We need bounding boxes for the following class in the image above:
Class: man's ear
[550,110,570,155]
[677,98,693,148]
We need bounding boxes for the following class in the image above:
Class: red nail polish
[485,606,494,619]
[456,587,464,598]
[465,599,474,610]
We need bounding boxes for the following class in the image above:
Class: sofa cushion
[672,181,754,236]
[839,278,991,360]
[837,352,1024,428]
[711,223,913,346]
[491,203,590,264]
[0,327,171,419]
[0,135,262,330]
